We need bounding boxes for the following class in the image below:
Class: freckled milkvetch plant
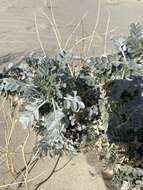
[1,22,143,189]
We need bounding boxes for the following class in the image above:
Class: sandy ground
[0,0,143,190]
[0,0,143,57]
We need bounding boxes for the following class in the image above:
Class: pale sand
[0,0,143,57]
[0,0,143,189]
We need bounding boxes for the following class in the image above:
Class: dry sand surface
[0,0,143,190]
[0,0,143,57]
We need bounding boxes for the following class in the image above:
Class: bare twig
[21,131,30,190]
[50,0,62,47]
[34,13,46,57]
[16,138,39,189]
[34,155,61,190]
[41,10,62,49]
[103,26,119,36]
[104,9,111,55]
[87,0,101,52]
[0,164,48,189]
[1,102,17,179]
[70,33,102,53]
[64,11,88,50]
[55,157,73,173]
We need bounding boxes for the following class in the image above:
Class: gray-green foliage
[113,164,143,189]
[0,23,143,189]
[0,50,101,158]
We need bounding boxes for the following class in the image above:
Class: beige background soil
[0,0,143,189]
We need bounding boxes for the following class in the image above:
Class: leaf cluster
[0,23,143,189]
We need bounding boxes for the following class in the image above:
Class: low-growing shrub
[1,22,143,189]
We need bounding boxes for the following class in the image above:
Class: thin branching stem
[64,11,88,50]
[104,8,111,55]
[50,0,62,47]
[34,13,46,57]
[34,155,61,190]
[41,10,62,49]
[87,0,101,52]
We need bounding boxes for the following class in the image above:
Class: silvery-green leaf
[111,36,127,53]
[64,94,85,112]
[34,109,39,120]
[19,112,34,129]
[130,22,142,39]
